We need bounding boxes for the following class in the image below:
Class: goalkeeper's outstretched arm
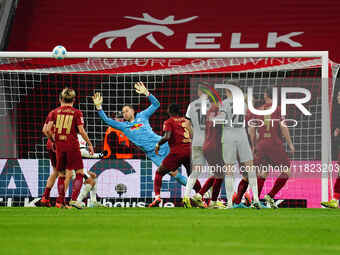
[92,92,127,131]
[134,82,160,119]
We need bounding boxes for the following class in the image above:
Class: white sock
[203,187,212,199]
[90,180,98,203]
[184,170,200,197]
[77,183,92,202]
[224,174,234,206]
[248,167,259,203]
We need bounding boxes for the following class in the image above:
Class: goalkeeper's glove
[92,92,103,110]
[134,82,150,96]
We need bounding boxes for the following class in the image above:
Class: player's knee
[86,177,96,186]
[282,167,290,178]
[242,176,249,182]
[51,169,58,178]
[158,166,169,176]
[66,170,73,177]
[89,171,96,179]
[75,169,84,175]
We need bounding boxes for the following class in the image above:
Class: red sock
[56,177,65,204]
[234,179,248,204]
[199,177,214,196]
[154,171,163,196]
[334,177,340,200]
[193,180,202,193]
[211,178,223,201]
[42,187,51,200]
[257,177,266,198]
[71,173,84,201]
[268,173,289,198]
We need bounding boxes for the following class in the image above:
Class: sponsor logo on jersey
[130,123,143,130]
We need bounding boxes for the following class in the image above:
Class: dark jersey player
[46,87,94,209]
[248,88,295,209]
[149,103,201,207]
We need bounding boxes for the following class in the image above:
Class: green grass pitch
[1,208,340,255]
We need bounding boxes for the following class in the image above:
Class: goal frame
[0,50,330,203]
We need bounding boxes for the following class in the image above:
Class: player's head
[167,103,180,116]
[223,80,240,99]
[197,81,209,97]
[264,87,273,100]
[264,87,279,104]
[122,105,135,122]
[59,87,76,104]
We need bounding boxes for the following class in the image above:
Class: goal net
[0,51,335,208]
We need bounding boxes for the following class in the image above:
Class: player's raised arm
[135,82,160,119]
[92,92,126,131]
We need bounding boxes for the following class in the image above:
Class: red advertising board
[6,0,340,63]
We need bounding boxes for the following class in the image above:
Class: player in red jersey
[190,102,227,209]
[248,88,295,209]
[46,88,94,209]
[40,111,66,208]
[149,103,201,207]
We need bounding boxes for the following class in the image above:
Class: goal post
[0,50,333,207]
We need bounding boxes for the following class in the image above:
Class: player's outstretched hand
[134,82,150,96]
[289,143,295,154]
[92,92,103,110]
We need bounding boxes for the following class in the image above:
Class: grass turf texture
[1,208,340,255]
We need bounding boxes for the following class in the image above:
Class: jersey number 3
[181,122,191,143]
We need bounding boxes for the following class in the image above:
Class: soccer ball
[52,45,67,59]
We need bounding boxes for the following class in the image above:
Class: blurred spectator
[103,116,134,159]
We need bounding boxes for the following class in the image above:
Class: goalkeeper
[92,82,187,186]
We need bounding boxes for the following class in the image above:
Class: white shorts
[191,146,207,166]
[222,128,253,164]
